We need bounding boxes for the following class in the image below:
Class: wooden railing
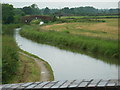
[1,79,120,90]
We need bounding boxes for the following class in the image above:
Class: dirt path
[19,52,50,81]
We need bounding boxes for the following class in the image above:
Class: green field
[61,15,119,19]
[41,19,118,40]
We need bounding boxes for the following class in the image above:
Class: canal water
[15,28,118,80]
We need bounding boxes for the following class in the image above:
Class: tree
[43,7,50,15]
[30,4,38,9]
[30,4,41,15]
[2,4,14,24]
[22,4,41,15]
[22,6,33,15]
[14,8,25,16]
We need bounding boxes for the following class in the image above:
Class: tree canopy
[2,4,14,24]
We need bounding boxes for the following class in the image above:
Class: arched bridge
[21,15,53,24]
[1,79,120,90]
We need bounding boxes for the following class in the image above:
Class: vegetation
[20,24,118,61]
[30,19,41,25]
[2,3,55,84]
[41,19,118,40]
[2,4,23,84]
[20,50,54,81]
[2,24,54,83]
[19,4,119,16]
[2,24,20,84]
[10,52,40,83]
[1,2,119,84]
[2,4,14,24]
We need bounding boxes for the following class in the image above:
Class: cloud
[1,0,118,9]
[1,0,119,3]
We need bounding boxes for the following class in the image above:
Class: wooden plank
[106,79,117,87]
[88,79,101,87]
[0,85,2,90]
[2,84,17,88]
[34,81,50,88]
[42,81,58,88]
[2,84,19,90]
[51,81,67,88]
[9,83,24,89]
[1,79,119,89]
[25,82,42,89]
[78,79,93,87]
[2,84,10,88]
[97,80,109,87]
[59,80,75,88]
[78,81,90,87]
[68,80,82,88]
[116,79,120,86]
[17,82,34,89]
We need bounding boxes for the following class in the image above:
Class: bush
[30,19,41,25]
[63,30,70,33]
[2,24,20,84]
[2,36,19,84]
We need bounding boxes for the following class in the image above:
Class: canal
[15,28,118,80]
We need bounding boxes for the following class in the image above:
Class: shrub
[30,19,41,25]
[63,30,70,33]
[2,24,20,84]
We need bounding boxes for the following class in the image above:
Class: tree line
[19,4,119,16]
[2,3,119,24]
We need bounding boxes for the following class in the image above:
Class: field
[61,15,119,19]
[41,19,118,40]
[20,18,118,64]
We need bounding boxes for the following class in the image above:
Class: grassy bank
[20,50,54,81]
[20,25,118,63]
[9,52,41,83]
[2,24,21,84]
[2,24,54,84]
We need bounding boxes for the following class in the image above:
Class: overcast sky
[1,0,119,9]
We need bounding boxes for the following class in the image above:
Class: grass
[2,24,54,84]
[20,24,118,63]
[20,49,54,81]
[61,15,119,19]
[9,52,40,83]
[2,24,21,84]
[43,62,54,81]
[41,19,118,40]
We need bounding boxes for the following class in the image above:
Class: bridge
[1,79,120,90]
[21,15,53,24]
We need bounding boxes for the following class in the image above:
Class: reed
[20,25,118,60]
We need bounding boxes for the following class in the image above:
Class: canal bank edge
[19,49,54,81]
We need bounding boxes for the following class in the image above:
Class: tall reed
[20,25,118,60]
